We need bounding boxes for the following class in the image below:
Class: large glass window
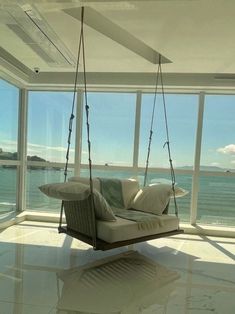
[0,79,19,214]
[80,168,134,180]
[138,94,197,223]
[26,167,73,212]
[1,83,234,232]
[198,95,235,226]
[27,91,75,212]
[197,175,235,226]
[139,94,198,168]
[0,167,17,214]
[81,92,136,167]
[27,91,75,163]
[0,79,19,155]
[201,95,235,171]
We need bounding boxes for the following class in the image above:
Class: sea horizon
[0,167,235,227]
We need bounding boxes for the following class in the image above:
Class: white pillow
[130,184,172,216]
[92,190,116,221]
[39,182,90,201]
[149,183,189,198]
[39,182,116,221]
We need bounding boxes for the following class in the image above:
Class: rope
[59,7,85,230]
[81,8,97,248]
[143,58,161,187]
[59,7,96,248]
[159,63,179,217]
[143,55,178,218]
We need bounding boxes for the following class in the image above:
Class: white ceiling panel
[1,0,235,86]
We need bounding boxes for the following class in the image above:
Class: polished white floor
[0,222,235,314]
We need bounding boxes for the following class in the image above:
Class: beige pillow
[39,182,90,201]
[149,183,189,198]
[130,184,172,216]
[39,182,116,221]
[93,190,116,221]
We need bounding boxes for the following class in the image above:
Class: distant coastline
[0,148,47,170]
[1,148,234,172]
[177,165,235,172]
[0,148,46,162]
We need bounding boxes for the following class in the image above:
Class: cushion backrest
[68,177,139,209]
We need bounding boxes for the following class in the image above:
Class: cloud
[210,162,220,167]
[0,140,75,154]
[1,139,17,145]
[0,139,17,152]
[217,144,235,155]
[27,142,74,154]
[231,160,235,164]
[28,144,75,162]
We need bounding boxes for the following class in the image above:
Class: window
[80,168,134,180]
[27,91,75,212]
[198,175,235,226]
[0,79,19,214]
[27,91,75,163]
[0,167,17,214]
[0,79,19,155]
[2,83,233,232]
[138,94,198,223]
[26,167,73,212]
[81,92,136,167]
[139,94,198,168]
[198,95,235,226]
[201,95,235,171]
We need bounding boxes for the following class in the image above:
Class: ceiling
[1,0,235,88]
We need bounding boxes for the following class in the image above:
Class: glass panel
[82,92,136,166]
[80,168,135,180]
[199,95,235,226]
[0,167,17,214]
[0,79,19,216]
[0,79,19,158]
[26,167,73,212]
[138,170,191,222]
[197,175,235,226]
[139,94,198,169]
[201,95,235,171]
[27,91,75,163]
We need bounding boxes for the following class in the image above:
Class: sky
[1,78,235,170]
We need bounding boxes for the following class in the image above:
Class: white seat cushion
[97,215,179,243]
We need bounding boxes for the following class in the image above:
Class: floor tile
[0,301,53,314]
[0,222,234,314]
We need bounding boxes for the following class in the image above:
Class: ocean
[0,167,234,226]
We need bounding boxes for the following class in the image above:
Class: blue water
[0,167,234,226]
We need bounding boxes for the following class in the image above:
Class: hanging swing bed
[39,7,187,251]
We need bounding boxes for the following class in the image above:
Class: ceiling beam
[64,6,172,64]
[28,72,235,90]
[0,47,33,83]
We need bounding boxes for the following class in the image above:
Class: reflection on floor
[57,251,179,313]
[0,222,234,314]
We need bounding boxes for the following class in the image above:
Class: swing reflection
[56,251,180,314]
